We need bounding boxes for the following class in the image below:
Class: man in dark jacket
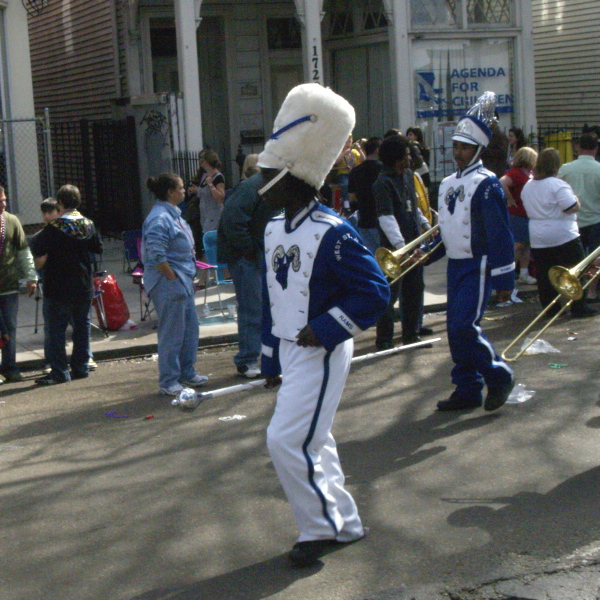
[216,173,279,377]
[373,135,430,348]
[30,184,103,385]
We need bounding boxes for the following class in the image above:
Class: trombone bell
[548,265,583,301]
[375,247,405,279]
[375,224,440,282]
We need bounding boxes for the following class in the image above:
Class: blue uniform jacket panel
[261,201,390,377]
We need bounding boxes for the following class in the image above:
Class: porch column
[518,0,537,132]
[383,0,413,132]
[174,0,203,150]
[294,0,324,85]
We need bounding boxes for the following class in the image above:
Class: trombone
[501,244,600,362]
[375,224,441,286]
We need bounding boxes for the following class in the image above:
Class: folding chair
[91,278,110,337]
[121,229,142,273]
[131,237,154,321]
[34,280,43,334]
[201,230,234,316]
[132,265,155,321]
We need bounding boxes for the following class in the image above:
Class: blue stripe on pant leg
[301,350,339,537]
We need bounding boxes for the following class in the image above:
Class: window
[467,0,512,25]
[149,18,178,93]
[411,0,513,29]
[362,0,388,31]
[325,0,388,38]
[267,18,302,50]
[411,0,459,28]
[327,0,354,37]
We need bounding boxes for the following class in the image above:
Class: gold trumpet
[501,244,600,362]
[375,224,441,285]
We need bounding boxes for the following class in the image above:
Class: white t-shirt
[521,176,579,248]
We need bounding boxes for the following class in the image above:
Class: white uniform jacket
[436,161,515,289]
[261,200,390,377]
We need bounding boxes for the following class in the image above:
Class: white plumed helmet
[257,83,355,192]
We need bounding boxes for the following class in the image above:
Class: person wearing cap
[433,92,515,412]
[257,83,390,568]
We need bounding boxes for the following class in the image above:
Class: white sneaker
[159,382,184,396]
[88,358,98,371]
[518,274,537,285]
[180,374,209,387]
[496,300,513,308]
[237,364,261,378]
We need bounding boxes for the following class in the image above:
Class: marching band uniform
[261,201,388,541]
[435,92,515,411]
[257,83,389,566]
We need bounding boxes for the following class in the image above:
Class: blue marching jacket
[434,161,515,290]
[261,200,390,377]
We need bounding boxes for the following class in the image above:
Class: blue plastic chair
[121,229,142,273]
[202,230,233,315]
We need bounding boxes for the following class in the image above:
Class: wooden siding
[115,1,129,99]
[27,0,118,122]
[532,0,600,128]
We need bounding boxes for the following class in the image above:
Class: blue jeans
[0,292,19,374]
[149,277,199,388]
[229,257,262,369]
[579,222,600,254]
[43,296,92,381]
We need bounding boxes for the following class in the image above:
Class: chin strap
[467,145,484,167]
[258,167,289,196]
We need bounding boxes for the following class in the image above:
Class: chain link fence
[0,109,54,230]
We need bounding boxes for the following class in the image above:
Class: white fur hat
[257,83,355,190]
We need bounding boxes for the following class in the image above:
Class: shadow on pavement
[445,465,600,558]
[128,554,322,600]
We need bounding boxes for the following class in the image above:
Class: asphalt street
[1,299,599,600]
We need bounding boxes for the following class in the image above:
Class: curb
[17,302,450,373]
[17,333,240,372]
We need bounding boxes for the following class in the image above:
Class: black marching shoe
[375,340,395,351]
[70,372,89,380]
[288,540,332,568]
[419,326,434,336]
[2,370,24,383]
[35,374,68,386]
[484,381,515,412]
[571,306,598,319]
[402,335,433,348]
[288,530,368,568]
[437,391,482,411]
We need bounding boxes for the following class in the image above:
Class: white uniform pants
[266,338,363,542]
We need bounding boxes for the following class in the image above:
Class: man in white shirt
[558,132,600,301]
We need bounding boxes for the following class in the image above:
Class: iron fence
[172,147,242,188]
[0,110,53,229]
[428,124,588,186]
[172,150,202,187]
[51,116,142,235]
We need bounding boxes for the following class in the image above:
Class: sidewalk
[13,238,449,371]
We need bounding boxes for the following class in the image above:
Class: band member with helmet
[433,92,515,411]
[257,83,390,567]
